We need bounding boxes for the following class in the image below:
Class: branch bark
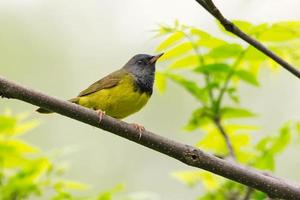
[1,76,300,199]
[194,0,300,79]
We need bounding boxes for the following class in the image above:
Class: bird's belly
[78,83,150,119]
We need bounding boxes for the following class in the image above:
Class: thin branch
[181,31,215,105]
[243,187,254,200]
[214,117,236,159]
[194,0,300,79]
[215,48,247,114]
[1,76,300,199]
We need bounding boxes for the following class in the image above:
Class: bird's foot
[95,110,106,125]
[131,123,145,140]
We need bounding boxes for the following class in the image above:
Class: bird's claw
[96,110,106,125]
[131,123,145,140]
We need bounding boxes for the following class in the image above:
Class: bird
[37,53,164,128]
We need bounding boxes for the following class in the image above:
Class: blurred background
[1,0,300,199]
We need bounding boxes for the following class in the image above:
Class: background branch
[1,76,300,199]
[194,0,300,79]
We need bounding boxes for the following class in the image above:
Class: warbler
[37,53,163,122]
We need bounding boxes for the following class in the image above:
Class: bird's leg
[95,109,106,125]
[131,123,145,140]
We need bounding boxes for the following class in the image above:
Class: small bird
[37,53,163,124]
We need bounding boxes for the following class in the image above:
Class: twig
[194,0,300,79]
[1,76,300,199]
[214,117,236,159]
[243,187,254,200]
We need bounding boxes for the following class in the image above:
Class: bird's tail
[36,97,79,114]
[36,107,53,114]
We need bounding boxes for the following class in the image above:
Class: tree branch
[1,76,300,199]
[194,0,300,79]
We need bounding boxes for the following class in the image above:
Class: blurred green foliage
[154,20,300,199]
[0,111,128,200]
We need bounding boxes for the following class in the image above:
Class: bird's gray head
[123,53,163,76]
[123,53,164,94]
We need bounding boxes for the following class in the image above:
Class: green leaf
[172,171,223,190]
[217,20,255,37]
[196,129,227,155]
[0,140,38,155]
[234,70,259,86]
[97,184,124,200]
[184,108,212,131]
[227,88,239,103]
[154,71,167,94]
[190,28,211,39]
[243,47,266,61]
[220,107,256,119]
[0,115,38,136]
[159,42,194,61]
[166,73,207,102]
[169,55,200,69]
[270,124,291,154]
[191,28,226,48]
[194,63,232,74]
[232,20,255,33]
[156,31,185,51]
[254,152,275,170]
[259,21,300,42]
[208,44,244,59]
[296,122,300,136]
[172,170,203,187]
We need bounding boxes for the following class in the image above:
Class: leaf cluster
[0,111,126,200]
[154,20,300,199]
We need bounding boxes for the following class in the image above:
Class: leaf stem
[213,117,236,159]
[180,30,216,107]
[215,48,248,115]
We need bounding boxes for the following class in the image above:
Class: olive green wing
[78,69,128,97]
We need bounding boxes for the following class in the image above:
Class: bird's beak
[149,53,164,64]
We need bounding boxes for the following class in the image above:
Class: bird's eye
[137,60,144,65]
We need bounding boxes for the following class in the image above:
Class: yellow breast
[78,74,151,119]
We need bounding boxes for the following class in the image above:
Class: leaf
[172,171,223,190]
[0,140,38,155]
[254,152,275,170]
[232,20,255,33]
[243,47,266,61]
[196,128,228,155]
[194,63,232,74]
[191,28,226,48]
[0,116,17,135]
[259,21,300,42]
[0,115,38,136]
[97,184,124,200]
[231,133,251,148]
[172,170,203,187]
[154,71,167,94]
[158,42,194,61]
[270,124,291,154]
[220,107,256,119]
[227,88,240,103]
[296,122,300,136]
[156,31,185,51]
[234,70,259,86]
[166,73,208,102]
[169,55,200,69]
[190,28,211,39]
[208,44,244,59]
[55,180,88,191]
[184,108,212,131]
